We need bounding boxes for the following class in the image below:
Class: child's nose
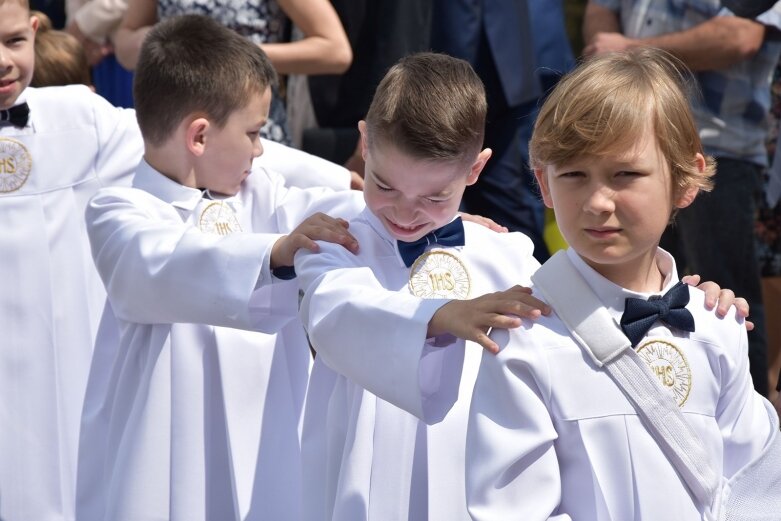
[0,48,11,70]
[583,186,615,214]
[394,198,418,223]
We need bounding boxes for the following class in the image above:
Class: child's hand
[683,275,753,331]
[349,171,365,191]
[460,212,508,233]
[428,285,551,354]
[271,213,359,268]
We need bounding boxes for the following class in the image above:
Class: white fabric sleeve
[466,328,571,521]
[255,138,351,191]
[87,189,295,332]
[91,99,144,188]
[713,309,777,478]
[296,241,460,422]
[259,167,364,231]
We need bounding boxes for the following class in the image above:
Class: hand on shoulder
[427,285,551,354]
[271,212,358,268]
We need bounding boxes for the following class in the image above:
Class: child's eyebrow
[2,26,29,38]
[372,171,392,187]
[426,187,452,198]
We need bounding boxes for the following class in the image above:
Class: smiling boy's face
[359,121,490,243]
[0,0,37,110]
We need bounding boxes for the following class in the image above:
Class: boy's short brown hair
[530,47,715,196]
[31,11,91,88]
[134,14,277,146]
[365,52,487,163]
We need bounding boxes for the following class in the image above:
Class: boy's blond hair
[133,15,277,147]
[365,52,487,164]
[530,48,715,197]
[31,11,91,88]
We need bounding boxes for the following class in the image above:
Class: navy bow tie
[397,217,465,267]
[620,281,695,347]
[0,103,29,128]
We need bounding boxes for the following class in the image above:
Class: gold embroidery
[408,250,470,299]
[636,339,692,407]
[0,138,32,193]
[198,201,242,235]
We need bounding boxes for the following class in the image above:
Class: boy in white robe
[76,15,364,521]
[0,2,143,520]
[465,48,780,520]
[294,51,751,521]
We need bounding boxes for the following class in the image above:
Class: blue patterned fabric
[157,0,291,144]
[594,0,781,166]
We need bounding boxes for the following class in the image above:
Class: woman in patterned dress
[112,0,351,145]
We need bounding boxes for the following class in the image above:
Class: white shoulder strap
[532,251,721,516]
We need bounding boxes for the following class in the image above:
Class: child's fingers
[473,331,499,355]
[494,296,547,320]
[311,226,359,253]
[730,296,749,318]
[460,212,508,233]
[693,279,720,310]
[730,297,754,330]
[713,289,735,317]
[488,313,523,330]
[292,234,320,254]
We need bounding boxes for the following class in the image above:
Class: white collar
[565,247,680,325]
[132,158,206,212]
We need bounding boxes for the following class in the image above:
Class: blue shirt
[594,0,781,166]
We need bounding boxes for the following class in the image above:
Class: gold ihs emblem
[408,250,471,299]
[198,201,242,235]
[0,138,32,193]
[636,339,692,407]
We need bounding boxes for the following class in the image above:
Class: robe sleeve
[86,188,295,332]
[295,239,462,423]
[466,328,571,521]
[91,99,144,189]
[712,307,777,478]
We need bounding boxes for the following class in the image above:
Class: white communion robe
[466,248,777,521]
[295,208,540,521]
[0,85,143,521]
[76,160,363,521]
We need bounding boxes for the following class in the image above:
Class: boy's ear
[675,185,700,209]
[30,14,39,33]
[466,148,492,186]
[534,168,554,209]
[674,153,706,209]
[185,117,210,157]
[358,120,369,161]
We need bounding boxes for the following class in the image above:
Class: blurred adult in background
[430,0,568,262]
[304,0,433,168]
[113,0,352,144]
[64,0,134,107]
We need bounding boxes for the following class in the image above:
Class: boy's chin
[382,220,430,242]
